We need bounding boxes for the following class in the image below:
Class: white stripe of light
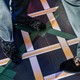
[21,31,44,80]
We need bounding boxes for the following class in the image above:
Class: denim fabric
[62,0,80,59]
[0,0,30,42]
[4,0,10,9]
[0,0,13,42]
[4,0,30,22]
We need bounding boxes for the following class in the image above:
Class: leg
[0,0,13,42]
[60,0,80,72]
[0,0,22,64]
[11,0,30,22]
[62,0,80,59]
[62,0,80,39]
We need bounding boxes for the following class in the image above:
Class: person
[0,0,46,64]
[60,0,80,72]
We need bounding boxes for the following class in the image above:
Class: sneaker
[13,16,46,31]
[60,57,80,72]
[0,38,22,64]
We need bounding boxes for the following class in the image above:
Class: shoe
[13,16,46,31]
[0,38,22,64]
[60,57,80,72]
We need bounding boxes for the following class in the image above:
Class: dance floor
[0,0,80,80]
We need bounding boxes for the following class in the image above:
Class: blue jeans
[61,0,80,59]
[0,0,13,42]
[0,0,30,42]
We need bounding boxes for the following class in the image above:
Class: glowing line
[44,71,75,80]
[40,0,74,59]
[28,6,58,17]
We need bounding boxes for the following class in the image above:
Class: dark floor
[0,0,80,80]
